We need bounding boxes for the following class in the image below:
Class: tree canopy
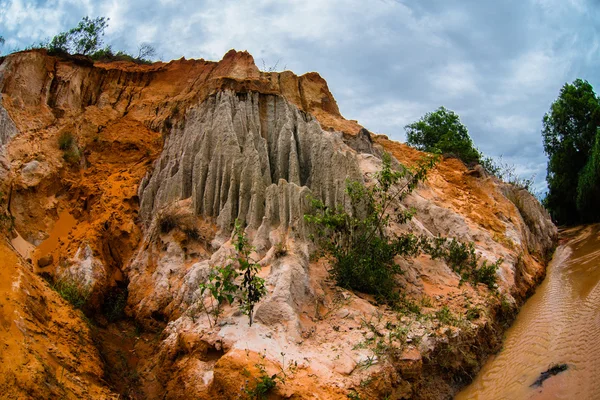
[49,16,109,55]
[542,79,600,225]
[405,106,481,164]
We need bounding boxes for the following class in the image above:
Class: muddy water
[456,224,600,400]
[33,210,77,265]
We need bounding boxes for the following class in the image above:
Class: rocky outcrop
[139,91,361,239]
[0,48,558,400]
[0,100,17,148]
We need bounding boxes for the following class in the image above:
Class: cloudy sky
[1,0,599,194]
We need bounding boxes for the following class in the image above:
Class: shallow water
[33,210,77,264]
[455,224,600,400]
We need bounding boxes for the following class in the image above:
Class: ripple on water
[455,224,600,400]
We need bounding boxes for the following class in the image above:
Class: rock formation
[0,48,557,399]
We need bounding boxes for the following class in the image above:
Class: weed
[435,306,457,326]
[465,305,481,321]
[423,237,500,289]
[198,264,238,327]
[347,390,361,399]
[58,131,75,150]
[102,285,128,322]
[198,221,266,327]
[51,277,91,310]
[420,296,433,308]
[158,213,177,234]
[241,351,296,399]
[274,241,288,258]
[394,294,422,316]
[62,149,81,165]
[474,259,502,289]
[183,227,200,241]
[234,221,267,326]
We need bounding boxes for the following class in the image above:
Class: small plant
[62,148,81,165]
[465,305,481,321]
[51,276,91,310]
[58,131,75,150]
[198,221,266,327]
[474,259,502,289]
[394,293,421,316]
[241,351,295,399]
[273,241,288,258]
[57,131,81,165]
[233,221,267,327]
[198,264,238,328]
[156,210,202,241]
[480,155,535,191]
[158,212,177,234]
[102,285,128,322]
[435,306,457,326]
[347,390,361,400]
[423,237,500,289]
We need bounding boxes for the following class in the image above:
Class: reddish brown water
[33,210,77,265]
[456,224,600,400]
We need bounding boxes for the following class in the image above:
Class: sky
[1,0,599,195]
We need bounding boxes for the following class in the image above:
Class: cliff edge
[0,49,556,399]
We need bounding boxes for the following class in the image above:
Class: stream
[456,224,600,399]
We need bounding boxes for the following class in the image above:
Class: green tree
[542,79,600,224]
[576,129,600,221]
[405,106,481,164]
[49,16,109,55]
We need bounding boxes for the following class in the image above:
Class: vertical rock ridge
[139,90,362,238]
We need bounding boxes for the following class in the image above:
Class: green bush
[305,152,499,303]
[102,285,128,322]
[423,237,500,289]
[58,131,74,150]
[305,152,438,303]
[405,106,481,165]
[51,277,91,310]
[49,16,109,56]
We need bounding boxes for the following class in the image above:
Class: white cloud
[0,0,598,192]
[430,62,480,98]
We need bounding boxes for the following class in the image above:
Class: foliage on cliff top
[405,106,481,165]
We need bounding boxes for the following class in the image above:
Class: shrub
[423,237,500,289]
[58,131,74,150]
[480,155,535,192]
[51,277,91,310]
[474,259,502,289]
[241,351,294,400]
[102,285,128,322]
[199,264,239,327]
[405,106,481,165]
[62,148,81,165]
[435,306,457,326]
[158,212,177,234]
[49,16,109,56]
[305,152,438,303]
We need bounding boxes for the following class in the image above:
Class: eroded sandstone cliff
[0,49,556,399]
